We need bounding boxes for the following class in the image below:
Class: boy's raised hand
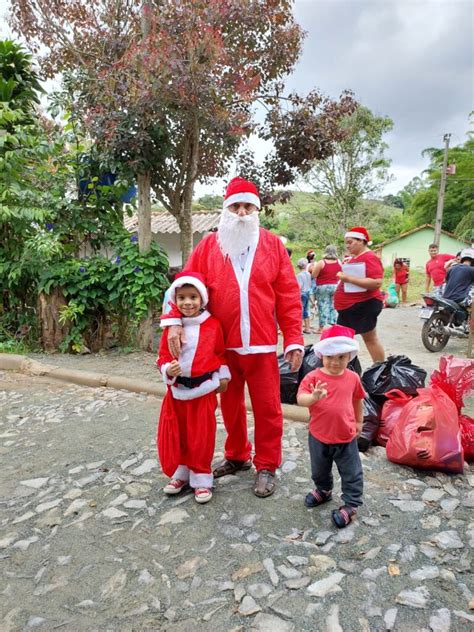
[167,359,182,377]
[311,380,328,401]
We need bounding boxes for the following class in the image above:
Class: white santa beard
[217,208,260,258]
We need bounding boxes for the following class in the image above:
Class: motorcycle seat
[438,297,467,312]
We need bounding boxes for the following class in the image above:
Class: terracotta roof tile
[123,211,220,235]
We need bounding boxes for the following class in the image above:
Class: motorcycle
[420,293,470,352]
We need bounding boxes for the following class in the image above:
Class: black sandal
[332,505,357,528]
[212,458,252,479]
[304,489,332,508]
[253,470,276,498]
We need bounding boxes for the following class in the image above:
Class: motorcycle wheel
[421,312,450,352]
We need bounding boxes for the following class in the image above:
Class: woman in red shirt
[334,226,385,362]
[312,245,342,331]
[392,258,409,305]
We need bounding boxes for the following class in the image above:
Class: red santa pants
[220,351,283,472]
[158,390,217,476]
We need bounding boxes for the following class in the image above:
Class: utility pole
[433,133,451,246]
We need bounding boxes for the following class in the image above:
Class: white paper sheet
[342,262,367,293]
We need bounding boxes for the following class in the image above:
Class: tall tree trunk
[179,179,194,265]
[136,171,154,352]
[137,171,152,254]
[37,288,70,352]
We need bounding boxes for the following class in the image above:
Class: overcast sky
[1,0,473,197]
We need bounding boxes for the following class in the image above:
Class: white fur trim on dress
[344,231,372,245]
[171,372,220,400]
[173,465,190,481]
[189,472,213,488]
[312,336,360,361]
[223,192,261,210]
[169,276,209,307]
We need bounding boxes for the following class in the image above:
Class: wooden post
[433,133,451,247]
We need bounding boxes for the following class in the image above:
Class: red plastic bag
[459,414,474,462]
[157,391,181,477]
[376,389,413,447]
[386,386,464,474]
[430,355,474,411]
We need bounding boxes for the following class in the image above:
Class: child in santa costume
[297,325,365,528]
[157,272,231,504]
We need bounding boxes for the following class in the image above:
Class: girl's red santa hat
[345,226,372,246]
[223,177,261,210]
[312,325,359,360]
[168,271,209,307]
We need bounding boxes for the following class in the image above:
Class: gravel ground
[1,306,473,631]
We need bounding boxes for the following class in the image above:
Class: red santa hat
[168,271,209,307]
[312,325,359,360]
[223,177,261,210]
[345,226,372,246]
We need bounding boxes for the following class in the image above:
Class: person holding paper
[334,227,385,362]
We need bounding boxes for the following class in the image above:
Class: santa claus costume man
[164,177,304,497]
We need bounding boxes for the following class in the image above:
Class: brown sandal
[212,458,252,479]
[253,470,276,498]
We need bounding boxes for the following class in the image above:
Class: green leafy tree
[301,106,393,242]
[405,130,474,234]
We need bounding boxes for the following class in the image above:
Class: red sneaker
[194,487,213,504]
[163,479,189,495]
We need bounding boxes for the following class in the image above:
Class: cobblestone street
[1,360,473,630]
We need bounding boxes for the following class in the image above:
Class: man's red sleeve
[273,239,304,350]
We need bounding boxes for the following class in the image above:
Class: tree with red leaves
[11,0,357,264]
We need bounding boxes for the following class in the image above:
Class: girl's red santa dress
[157,274,230,489]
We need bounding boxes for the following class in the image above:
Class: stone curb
[0,353,309,423]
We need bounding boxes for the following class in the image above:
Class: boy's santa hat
[223,177,261,210]
[345,226,372,245]
[168,271,208,307]
[312,325,359,360]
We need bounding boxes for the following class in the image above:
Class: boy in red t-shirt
[297,325,365,528]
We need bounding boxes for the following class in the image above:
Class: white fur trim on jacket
[160,317,182,327]
[312,336,360,361]
[161,363,177,385]
[223,192,261,210]
[284,343,305,356]
[218,365,231,380]
[170,372,220,400]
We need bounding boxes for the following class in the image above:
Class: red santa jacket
[157,310,230,401]
[175,228,304,354]
[169,228,303,355]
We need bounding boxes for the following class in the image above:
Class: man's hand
[168,325,185,358]
[311,380,328,402]
[167,359,182,377]
[284,349,303,372]
[356,420,363,437]
[336,271,348,283]
[216,378,229,394]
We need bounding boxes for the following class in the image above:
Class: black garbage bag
[362,355,427,398]
[358,395,383,452]
[279,354,299,405]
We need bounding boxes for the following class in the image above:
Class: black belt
[176,372,214,388]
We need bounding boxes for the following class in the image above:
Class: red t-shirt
[298,368,366,444]
[333,251,384,311]
[317,260,342,285]
[425,254,455,287]
[394,264,409,284]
